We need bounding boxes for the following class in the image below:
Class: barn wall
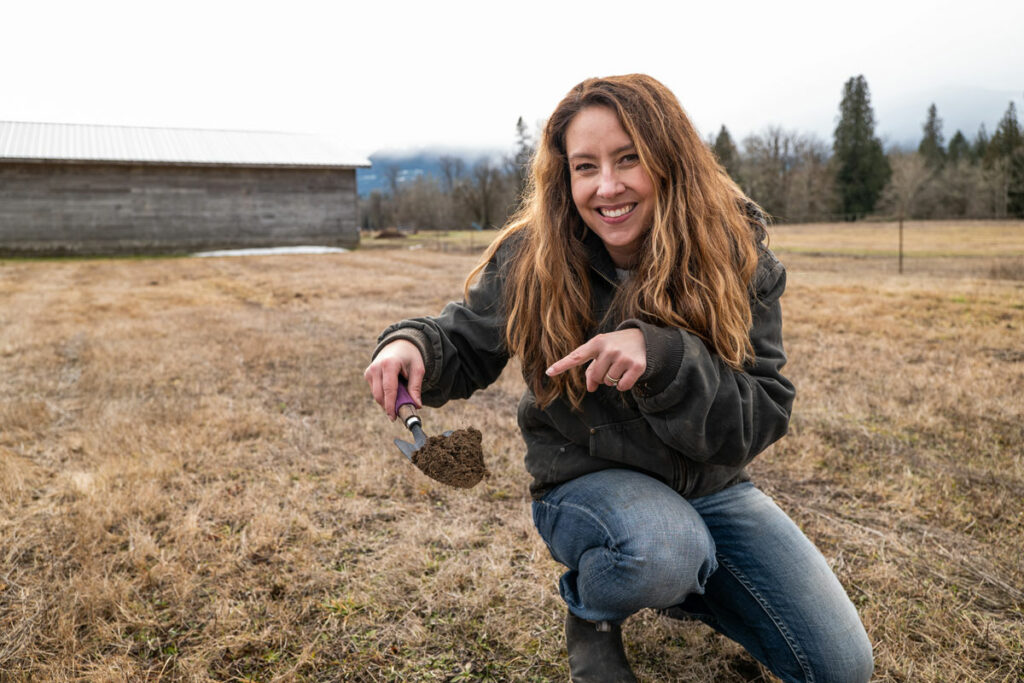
[0,162,360,255]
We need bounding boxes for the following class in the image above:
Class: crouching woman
[365,74,873,683]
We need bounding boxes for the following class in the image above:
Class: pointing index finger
[545,340,596,377]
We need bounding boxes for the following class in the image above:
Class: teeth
[600,204,634,218]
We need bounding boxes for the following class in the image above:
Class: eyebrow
[568,143,636,161]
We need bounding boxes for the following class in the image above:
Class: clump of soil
[411,428,488,488]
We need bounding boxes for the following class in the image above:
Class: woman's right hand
[363,339,425,421]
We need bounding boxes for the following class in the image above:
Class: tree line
[714,75,1024,221]
[360,77,1024,231]
[358,118,533,233]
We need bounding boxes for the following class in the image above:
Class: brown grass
[1,220,1022,681]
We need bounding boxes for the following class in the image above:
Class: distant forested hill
[356,148,505,197]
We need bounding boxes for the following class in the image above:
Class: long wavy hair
[467,74,765,409]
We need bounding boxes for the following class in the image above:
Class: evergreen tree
[940,130,974,216]
[947,130,969,165]
[989,101,1022,160]
[832,75,891,219]
[510,116,535,204]
[972,124,990,164]
[712,125,742,182]
[918,103,946,168]
[989,101,1024,216]
[514,118,533,170]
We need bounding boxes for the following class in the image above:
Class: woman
[365,74,873,683]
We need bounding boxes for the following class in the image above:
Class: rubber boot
[565,611,638,682]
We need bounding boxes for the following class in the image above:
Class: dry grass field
[1,220,1022,681]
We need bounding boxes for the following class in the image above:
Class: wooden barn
[0,121,370,256]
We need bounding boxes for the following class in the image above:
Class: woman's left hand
[545,329,646,392]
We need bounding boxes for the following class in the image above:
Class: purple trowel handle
[395,380,416,412]
[395,380,421,428]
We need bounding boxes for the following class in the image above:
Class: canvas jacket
[374,226,795,500]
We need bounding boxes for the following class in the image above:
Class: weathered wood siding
[0,162,359,255]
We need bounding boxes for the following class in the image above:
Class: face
[565,105,655,268]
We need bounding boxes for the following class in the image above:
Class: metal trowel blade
[394,438,417,461]
[395,426,449,462]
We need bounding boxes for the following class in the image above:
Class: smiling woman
[566,106,654,268]
[365,74,873,683]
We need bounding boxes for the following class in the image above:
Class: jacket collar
[580,228,620,286]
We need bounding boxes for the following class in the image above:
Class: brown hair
[468,74,764,409]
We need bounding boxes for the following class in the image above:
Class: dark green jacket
[375,228,795,500]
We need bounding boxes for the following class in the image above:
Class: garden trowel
[393,380,452,461]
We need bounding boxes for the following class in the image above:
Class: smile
[597,204,636,218]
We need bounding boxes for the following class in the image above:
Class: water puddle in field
[193,246,349,257]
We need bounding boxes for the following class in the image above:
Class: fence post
[899,215,904,275]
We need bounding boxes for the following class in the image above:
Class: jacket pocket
[588,417,686,491]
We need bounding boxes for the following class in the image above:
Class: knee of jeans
[804,626,874,683]
[619,530,716,606]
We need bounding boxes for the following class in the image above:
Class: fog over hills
[873,85,1023,149]
[714,85,1023,149]
[357,85,1023,196]
[357,147,506,197]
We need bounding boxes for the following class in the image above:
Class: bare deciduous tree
[438,155,465,194]
[455,158,506,229]
[879,152,930,273]
[741,128,835,222]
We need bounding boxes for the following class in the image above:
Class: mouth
[597,203,636,219]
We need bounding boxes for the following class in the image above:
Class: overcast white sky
[3,0,1022,157]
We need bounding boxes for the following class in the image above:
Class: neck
[608,248,639,269]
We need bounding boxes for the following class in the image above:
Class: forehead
[565,106,633,155]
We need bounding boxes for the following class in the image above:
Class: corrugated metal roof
[0,121,370,168]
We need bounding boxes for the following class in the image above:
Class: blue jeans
[532,469,873,683]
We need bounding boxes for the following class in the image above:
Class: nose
[596,166,624,199]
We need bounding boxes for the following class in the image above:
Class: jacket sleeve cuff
[372,328,434,382]
[616,318,685,396]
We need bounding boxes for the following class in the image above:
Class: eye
[572,162,596,173]
[619,153,640,166]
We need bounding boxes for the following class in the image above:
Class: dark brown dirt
[411,428,488,488]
